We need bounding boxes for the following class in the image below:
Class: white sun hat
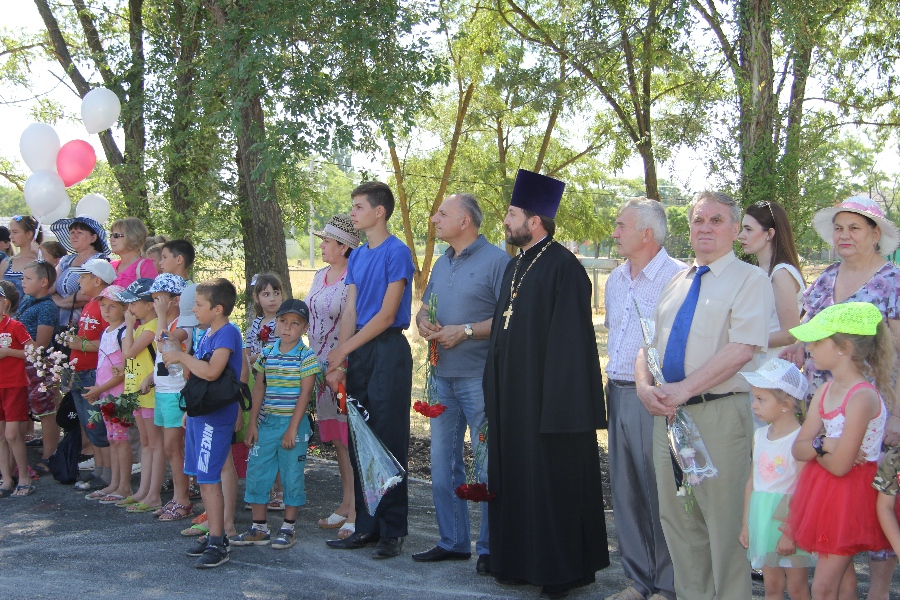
[812,195,900,255]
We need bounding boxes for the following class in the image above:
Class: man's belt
[684,391,735,406]
[609,379,636,388]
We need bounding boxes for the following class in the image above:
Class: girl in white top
[739,358,815,600]
[738,200,805,358]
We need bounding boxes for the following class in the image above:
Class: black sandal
[33,460,51,475]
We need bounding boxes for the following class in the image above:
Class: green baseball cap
[790,302,884,342]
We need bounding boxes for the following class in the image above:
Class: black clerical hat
[509,169,565,219]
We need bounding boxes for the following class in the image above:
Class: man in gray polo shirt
[412,193,510,574]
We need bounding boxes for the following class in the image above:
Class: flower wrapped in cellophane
[337,384,406,515]
[414,295,446,418]
[454,421,495,502]
[634,299,717,510]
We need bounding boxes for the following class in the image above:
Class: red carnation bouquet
[455,422,495,502]
[414,295,446,418]
[87,391,140,429]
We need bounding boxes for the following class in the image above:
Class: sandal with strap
[267,491,285,511]
[126,502,162,513]
[337,521,355,539]
[181,512,209,536]
[158,501,194,522]
[153,500,176,517]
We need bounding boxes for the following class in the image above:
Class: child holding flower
[0,280,34,497]
[116,278,161,514]
[83,286,129,504]
[244,272,282,368]
[17,260,61,471]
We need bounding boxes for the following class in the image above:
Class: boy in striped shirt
[233,299,320,549]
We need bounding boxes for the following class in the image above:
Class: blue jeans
[431,376,489,555]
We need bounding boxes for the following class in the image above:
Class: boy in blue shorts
[160,278,243,569]
[232,299,320,550]
[325,181,415,558]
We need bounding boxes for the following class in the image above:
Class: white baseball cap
[70,258,117,284]
[740,357,808,401]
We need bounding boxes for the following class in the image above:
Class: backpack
[47,429,82,484]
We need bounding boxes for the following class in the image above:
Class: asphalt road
[0,447,896,599]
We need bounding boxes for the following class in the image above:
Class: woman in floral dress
[780,196,900,597]
[304,214,359,539]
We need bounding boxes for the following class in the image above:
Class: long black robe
[483,237,609,587]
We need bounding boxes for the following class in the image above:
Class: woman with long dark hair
[738,200,805,354]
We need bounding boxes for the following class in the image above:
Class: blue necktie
[662,265,710,383]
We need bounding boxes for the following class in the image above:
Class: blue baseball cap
[116,277,155,302]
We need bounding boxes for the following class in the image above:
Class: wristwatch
[812,434,828,457]
[464,324,473,339]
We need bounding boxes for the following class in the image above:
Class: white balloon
[42,198,72,224]
[81,87,121,135]
[76,193,111,224]
[24,170,69,219]
[19,123,60,173]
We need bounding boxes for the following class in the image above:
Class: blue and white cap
[116,277,155,302]
[149,273,186,296]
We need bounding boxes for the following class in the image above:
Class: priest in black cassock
[483,169,609,599]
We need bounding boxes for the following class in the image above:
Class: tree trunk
[165,0,202,237]
[206,0,290,298]
[780,39,813,204]
[738,0,776,205]
[235,96,292,299]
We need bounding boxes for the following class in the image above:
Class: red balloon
[56,140,97,187]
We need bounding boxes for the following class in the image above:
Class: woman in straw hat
[780,196,900,598]
[304,214,360,539]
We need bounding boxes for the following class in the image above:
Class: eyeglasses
[110,232,126,239]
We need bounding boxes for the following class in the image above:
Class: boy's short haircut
[196,278,237,317]
[162,239,196,270]
[24,260,58,288]
[352,181,395,220]
[0,280,19,313]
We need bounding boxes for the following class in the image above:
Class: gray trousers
[608,380,675,598]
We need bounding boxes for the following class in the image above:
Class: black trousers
[346,329,412,538]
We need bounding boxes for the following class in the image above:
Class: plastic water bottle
[160,333,183,377]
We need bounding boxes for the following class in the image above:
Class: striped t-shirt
[253,339,320,416]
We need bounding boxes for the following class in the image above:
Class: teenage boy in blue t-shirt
[231,299,320,550]
[161,277,243,569]
[325,181,414,559]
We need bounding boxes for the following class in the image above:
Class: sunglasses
[110,232,126,239]
[757,201,776,224]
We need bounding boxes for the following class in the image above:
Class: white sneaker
[131,463,141,474]
[78,457,95,471]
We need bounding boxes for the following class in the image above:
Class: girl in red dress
[787,302,896,599]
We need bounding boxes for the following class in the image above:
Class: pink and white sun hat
[812,195,900,255]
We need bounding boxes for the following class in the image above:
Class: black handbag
[179,360,250,417]
[55,392,79,431]
[48,428,82,484]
